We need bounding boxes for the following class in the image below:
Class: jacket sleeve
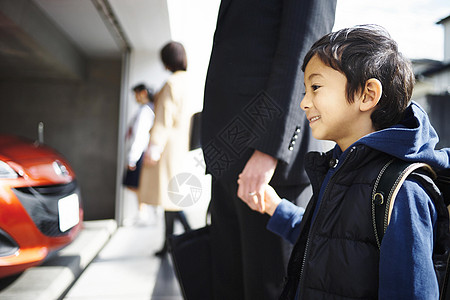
[266,199,305,244]
[149,82,176,150]
[257,0,336,164]
[379,179,439,299]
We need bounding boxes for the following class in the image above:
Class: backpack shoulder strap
[371,158,435,249]
[435,168,450,207]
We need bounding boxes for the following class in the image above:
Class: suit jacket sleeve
[257,0,337,164]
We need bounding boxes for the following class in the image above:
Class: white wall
[125,0,220,123]
[443,19,450,62]
[127,49,170,118]
[167,0,220,114]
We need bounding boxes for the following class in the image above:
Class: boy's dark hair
[132,83,155,102]
[160,41,187,72]
[302,25,415,130]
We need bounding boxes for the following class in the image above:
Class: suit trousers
[210,177,311,300]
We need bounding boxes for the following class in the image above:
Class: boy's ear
[359,78,382,112]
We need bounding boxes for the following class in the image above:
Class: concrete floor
[64,216,184,300]
[64,184,210,300]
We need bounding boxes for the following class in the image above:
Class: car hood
[0,135,75,183]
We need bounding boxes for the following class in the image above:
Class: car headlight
[0,161,18,179]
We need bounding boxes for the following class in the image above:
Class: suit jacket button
[288,146,294,151]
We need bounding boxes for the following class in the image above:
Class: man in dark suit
[201,1,337,298]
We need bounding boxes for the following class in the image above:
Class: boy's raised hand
[263,184,282,216]
[238,180,282,216]
[237,150,277,213]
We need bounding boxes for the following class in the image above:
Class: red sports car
[0,135,83,278]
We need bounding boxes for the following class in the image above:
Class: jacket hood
[358,101,450,171]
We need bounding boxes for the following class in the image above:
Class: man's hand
[237,150,278,213]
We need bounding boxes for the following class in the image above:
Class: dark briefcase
[189,112,202,151]
[168,225,212,300]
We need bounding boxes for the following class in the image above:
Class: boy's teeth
[311,116,320,122]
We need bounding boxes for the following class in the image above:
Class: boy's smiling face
[301,54,377,151]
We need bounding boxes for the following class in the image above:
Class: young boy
[239,25,450,299]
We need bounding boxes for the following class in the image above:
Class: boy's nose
[300,95,310,111]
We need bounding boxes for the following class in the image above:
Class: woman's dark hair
[160,41,187,72]
[132,83,155,102]
[302,25,415,130]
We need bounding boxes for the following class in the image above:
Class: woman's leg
[155,211,175,257]
[175,211,191,231]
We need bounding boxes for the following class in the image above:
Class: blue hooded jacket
[268,102,450,299]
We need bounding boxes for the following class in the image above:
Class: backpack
[372,158,450,299]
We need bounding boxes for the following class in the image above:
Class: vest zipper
[297,146,356,298]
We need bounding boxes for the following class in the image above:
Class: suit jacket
[201,0,337,186]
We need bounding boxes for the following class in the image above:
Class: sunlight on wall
[167,0,220,114]
[334,0,449,61]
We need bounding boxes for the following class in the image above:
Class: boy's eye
[312,85,321,91]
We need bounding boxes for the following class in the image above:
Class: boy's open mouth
[309,116,321,123]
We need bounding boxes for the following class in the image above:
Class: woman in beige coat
[138,41,191,256]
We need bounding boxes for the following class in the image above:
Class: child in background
[239,25,450,299]
[123,84,155,224]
